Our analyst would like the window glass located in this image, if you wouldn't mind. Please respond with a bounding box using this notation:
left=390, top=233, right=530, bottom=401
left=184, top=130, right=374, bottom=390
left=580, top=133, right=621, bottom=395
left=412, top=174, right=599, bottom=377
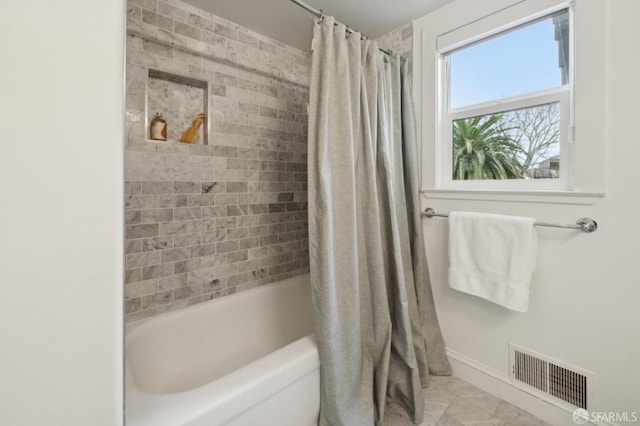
left=449, top=9, right=570, bottom=110
left=452, top=102, right=560, bottom=180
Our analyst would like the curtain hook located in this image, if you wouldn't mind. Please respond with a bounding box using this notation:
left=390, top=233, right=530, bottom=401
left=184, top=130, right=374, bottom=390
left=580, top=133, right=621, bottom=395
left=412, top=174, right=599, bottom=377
left=319, top=10, right=324, bottom=22
left=345, top=25, right=351, bottom=37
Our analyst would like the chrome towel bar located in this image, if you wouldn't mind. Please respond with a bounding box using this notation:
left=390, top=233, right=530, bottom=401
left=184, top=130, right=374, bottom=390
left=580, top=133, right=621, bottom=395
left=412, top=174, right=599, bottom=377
left=421, top=208, right=598, bottom=233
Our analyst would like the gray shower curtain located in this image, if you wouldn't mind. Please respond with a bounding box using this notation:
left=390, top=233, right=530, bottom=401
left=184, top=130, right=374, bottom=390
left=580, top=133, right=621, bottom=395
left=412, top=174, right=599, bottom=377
left=307, top=17, right=451, bottom=426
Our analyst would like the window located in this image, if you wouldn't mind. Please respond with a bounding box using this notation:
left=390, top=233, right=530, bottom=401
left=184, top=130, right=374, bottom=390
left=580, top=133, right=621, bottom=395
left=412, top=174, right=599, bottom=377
left=438, top=6, right=573, bottom=190
left=415, top=0, right=606, bottom=203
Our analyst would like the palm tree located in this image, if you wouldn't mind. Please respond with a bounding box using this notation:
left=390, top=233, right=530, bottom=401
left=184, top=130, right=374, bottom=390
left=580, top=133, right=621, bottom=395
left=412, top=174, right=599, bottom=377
left=453, top=115, right=523, bottom=180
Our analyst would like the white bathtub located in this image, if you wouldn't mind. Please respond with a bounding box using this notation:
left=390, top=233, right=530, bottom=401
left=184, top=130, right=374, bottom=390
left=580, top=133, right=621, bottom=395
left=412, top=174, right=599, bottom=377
left=125, top=274, right=320, bottom=426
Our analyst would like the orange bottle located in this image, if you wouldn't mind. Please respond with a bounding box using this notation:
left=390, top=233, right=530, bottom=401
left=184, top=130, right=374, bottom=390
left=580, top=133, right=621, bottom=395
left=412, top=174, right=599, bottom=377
left=150, top=112, right=167, bottom=141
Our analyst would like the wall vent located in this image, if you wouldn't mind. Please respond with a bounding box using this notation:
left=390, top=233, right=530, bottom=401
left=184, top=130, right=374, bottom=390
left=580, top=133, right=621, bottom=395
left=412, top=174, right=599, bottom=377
left=509, top=344, right=592, bottom=410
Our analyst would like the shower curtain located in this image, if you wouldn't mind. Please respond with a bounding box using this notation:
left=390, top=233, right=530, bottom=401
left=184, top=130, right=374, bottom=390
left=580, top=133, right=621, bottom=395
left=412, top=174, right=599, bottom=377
left=307, top=16, right=451, bottom=426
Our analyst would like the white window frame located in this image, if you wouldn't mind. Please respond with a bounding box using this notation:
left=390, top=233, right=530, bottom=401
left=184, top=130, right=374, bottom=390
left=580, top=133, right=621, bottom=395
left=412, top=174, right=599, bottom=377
left=413, top=0, right=606, bottom=204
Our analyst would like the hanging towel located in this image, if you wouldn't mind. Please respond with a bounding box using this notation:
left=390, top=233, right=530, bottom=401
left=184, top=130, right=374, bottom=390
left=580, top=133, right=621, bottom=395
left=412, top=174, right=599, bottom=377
left=448, top=211, right=537, bottom=312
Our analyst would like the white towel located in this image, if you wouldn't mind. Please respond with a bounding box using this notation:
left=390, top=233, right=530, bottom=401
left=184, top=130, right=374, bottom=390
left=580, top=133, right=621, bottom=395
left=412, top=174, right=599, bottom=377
left=448, top=211, right=537, bottom=312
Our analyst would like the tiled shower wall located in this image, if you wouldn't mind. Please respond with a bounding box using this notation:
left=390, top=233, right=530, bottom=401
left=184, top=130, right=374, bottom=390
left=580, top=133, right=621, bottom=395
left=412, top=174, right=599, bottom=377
left=124, top=0, right=311, bottom=322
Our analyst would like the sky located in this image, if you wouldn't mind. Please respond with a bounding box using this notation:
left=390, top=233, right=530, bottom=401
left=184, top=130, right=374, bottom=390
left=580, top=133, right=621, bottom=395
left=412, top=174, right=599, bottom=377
left=449, top=15, right=564, bottom=109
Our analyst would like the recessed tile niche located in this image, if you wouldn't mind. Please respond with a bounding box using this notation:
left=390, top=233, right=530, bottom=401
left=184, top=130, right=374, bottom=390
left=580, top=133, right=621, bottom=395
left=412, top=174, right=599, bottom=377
left=146, top=69, right=209, bottom=145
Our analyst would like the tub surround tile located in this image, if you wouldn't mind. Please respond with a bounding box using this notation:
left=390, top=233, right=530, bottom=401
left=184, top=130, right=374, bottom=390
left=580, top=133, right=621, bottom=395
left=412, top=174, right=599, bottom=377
left=142, top=235, right=174, bottom=251
left=142, top=263, right=174, bottom=280
left=125, top=298, right=142, bottom=314
left=158, top=299, right=189, bottom=314
left=126, top=239, right=143, bottom=254
left=125, top=0, right=309, bottom=323
left=125, top=279, right=158, bottom=298
left=125, top=210, right=142, bottom=225
left=174, top=258, right=202, bottom=274
left=126, top=251, right=162, bottom=269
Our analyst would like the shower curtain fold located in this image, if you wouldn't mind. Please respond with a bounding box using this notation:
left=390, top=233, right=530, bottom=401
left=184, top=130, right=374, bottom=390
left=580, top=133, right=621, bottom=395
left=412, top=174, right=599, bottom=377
left=307, top=17, right=451, bottom=426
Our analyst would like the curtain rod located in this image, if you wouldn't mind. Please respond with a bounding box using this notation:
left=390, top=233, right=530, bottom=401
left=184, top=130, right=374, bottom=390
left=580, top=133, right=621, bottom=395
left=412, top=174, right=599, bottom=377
left=421, top=208, right=598, bottom=233
left=289, top=0, right=394, bottom=56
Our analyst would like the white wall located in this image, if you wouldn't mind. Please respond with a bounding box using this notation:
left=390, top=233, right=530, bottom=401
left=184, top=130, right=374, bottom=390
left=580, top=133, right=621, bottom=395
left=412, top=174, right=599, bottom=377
left=0, top=1, right=124, bottom=425
left=415, top=0, right=640, bottom=422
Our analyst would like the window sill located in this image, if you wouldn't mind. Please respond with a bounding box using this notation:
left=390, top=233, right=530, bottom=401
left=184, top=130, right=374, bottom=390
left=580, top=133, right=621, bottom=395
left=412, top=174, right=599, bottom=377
left=420, top=188, right=604, bottom=205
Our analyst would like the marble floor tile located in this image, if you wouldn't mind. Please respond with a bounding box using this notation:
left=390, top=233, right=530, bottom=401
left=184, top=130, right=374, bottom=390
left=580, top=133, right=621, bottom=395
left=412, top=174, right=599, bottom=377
left=493, top=401, right=544, bottom=425
left=385, top=376, right=545, bottom=426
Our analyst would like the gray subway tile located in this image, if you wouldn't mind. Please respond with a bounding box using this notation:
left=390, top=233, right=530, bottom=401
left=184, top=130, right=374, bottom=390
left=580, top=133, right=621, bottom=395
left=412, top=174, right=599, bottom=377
left=142, top=208, right=174, bottom=223
left=159, top=194, right=189, bottom=207
left=260, top=235, right=278, bottom=246
left=237, top=215, right=258, bottom=227
left=125, top=181, right=142, bottom=194
left=161, top=247, right=190, bottom=263
left=277, top=192, right=294, bottom=202
left=125, top=210, right=142, bottom=225
left=158, top=1, right=187, bottom=22
left=174, top=21, right=202, bottom=40
left=158, top=273, right=189, bottom=291
left=237, top=31, right=259, bottom=48
left=239, top=102, right=259, bottom=114
left=125, top=239, right=143, bottom=254
left=141, top=290, right=174, bottom=309
left=189, top=219, right=204, bottom=233
left=214, top=193, right=237, bottom=205
left=142, top=235, right=174, bottom=251
left=173, top=232, right=201, bottom=248
left=125, top=297, right=142, bottom=314
left=202, top=229, right=227, bottom=243
left=174, top=181, right=201, bottom=194
left=226, top=205, right=247, bottom=216
left=202, top=278, right=224, bottom=293
left=126, top=223, right=159, bottom=239
left=142, top=263, right=174, bottom=280
left=217, top=240, right=238, bottom=253
left=227, top=272, right=249, bottom=286
left=226, top=182, right=247, bottom=192
left=141, top=181, right=174, bottom=194
left=214, top=23, right=237, bottom=40
left=215, top=145, right=238, bottom=157
left=215, top=72, right=237, bottom=87
left=174, top=258, right=202, bottom=274
left=125, top=195, right=158, bottom=210
left=188, top=13, right=213, bottom=31
left=203, top=31, right=226, bottom=49
left=268, top=203, right=286, bottom=213
left=189, top=194, right=215, bottom=207
left=125, top=268, right=142, bottom=284
left=211, top=83, right=226, bottom=97
left=174, top=284, right=203, bottom=300
left=214, top=263, right=237, bottom=277
left=173, top=207, right=201, bottom=221
left=214, top=217, right=238, bottom=229
left=127, top=251, right=162, bottom=269
left=159, top=221, right=189, bottom=235
left=202, top=182, right=224, bottom=193
left=227, top=227, right=248, bottom=240
left=201, top=254, right=226, bottom=268
left=227, top=250, right=248, bottom=264
left=249, top=204, right=268, bottom=214
left=125, top=279, right=158, bottom=299
left=202, top=206, right=227, bottom=219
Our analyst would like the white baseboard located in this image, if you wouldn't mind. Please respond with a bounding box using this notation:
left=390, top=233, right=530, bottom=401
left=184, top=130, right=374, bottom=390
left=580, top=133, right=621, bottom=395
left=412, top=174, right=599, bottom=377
left=446, top=348, right=612, bottom=426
